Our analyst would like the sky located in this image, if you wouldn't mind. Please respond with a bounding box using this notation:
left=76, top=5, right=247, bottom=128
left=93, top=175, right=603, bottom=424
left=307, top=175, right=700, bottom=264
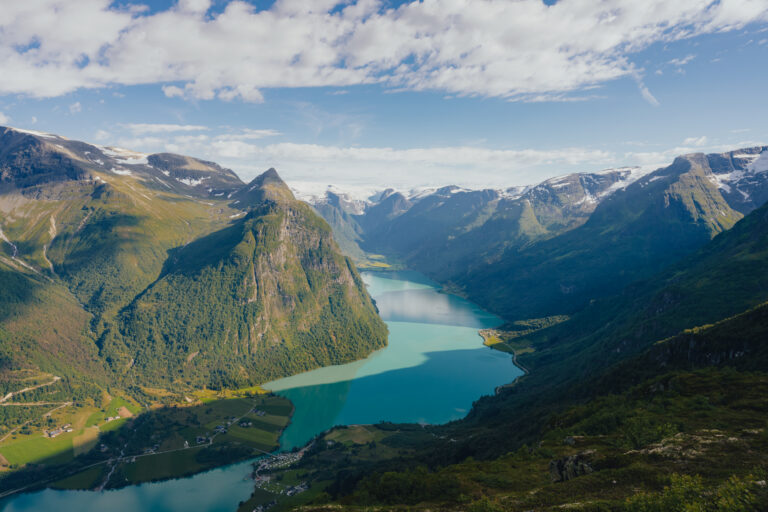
left=1, top=0, right=767, bottom=198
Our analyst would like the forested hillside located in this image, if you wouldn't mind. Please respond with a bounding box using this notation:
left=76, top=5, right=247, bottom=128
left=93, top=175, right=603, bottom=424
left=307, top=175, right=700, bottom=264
left=258, top=167, right=768, bottom=512
left=0, top=127, right=387, bottom=391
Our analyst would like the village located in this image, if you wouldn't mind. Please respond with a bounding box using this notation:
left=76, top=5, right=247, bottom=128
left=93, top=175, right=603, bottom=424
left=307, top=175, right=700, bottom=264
left=250, top=446, right=311, bottom=503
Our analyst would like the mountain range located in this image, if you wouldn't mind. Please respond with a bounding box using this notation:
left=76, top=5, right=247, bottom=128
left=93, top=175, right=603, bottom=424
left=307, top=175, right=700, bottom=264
left=268, top=147, right=768, bottom=511
left=2, top=125, right=768, bottom=510
left=310, top=146, right=767, bottom=320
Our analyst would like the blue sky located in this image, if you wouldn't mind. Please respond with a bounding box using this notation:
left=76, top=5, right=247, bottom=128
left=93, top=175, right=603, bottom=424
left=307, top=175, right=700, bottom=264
left=1, top=0, right=767, bottom=197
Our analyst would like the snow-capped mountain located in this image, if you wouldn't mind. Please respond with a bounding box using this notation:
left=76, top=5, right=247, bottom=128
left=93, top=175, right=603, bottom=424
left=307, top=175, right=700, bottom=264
left=706, top=146, right=768, bottom=213
left=0, top=126, right=243, bottom=197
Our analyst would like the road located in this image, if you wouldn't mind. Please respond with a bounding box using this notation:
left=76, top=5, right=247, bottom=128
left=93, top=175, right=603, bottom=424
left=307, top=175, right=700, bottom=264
left=0, top=376, right=61, bottom=404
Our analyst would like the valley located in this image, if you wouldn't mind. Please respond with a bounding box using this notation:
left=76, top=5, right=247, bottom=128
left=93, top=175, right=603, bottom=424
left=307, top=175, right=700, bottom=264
left=2, top=3, right=767, bottom=511
left=0, top=269, right=520, bottom=511
left=1, top=125, right=767, bottom=511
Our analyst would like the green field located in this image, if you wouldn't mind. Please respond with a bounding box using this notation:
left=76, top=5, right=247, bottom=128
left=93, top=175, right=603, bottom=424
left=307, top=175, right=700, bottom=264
left=0, top=390, right=293, bottom=493
left=123, top=448, right=205, bottom=483
left=0, top=434, right=74, bottom=466
left=104, top=394, right=293, bottom=486
left=52, top=466, right=105, bottom=490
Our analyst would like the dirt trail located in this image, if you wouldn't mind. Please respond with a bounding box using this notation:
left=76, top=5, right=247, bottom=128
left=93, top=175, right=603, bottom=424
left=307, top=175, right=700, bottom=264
left=0, top=376, right=61, bottom=404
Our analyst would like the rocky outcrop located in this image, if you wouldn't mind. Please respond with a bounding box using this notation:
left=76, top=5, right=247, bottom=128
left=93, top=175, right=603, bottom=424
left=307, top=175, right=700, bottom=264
left=549, top=452, right=594, bottom=482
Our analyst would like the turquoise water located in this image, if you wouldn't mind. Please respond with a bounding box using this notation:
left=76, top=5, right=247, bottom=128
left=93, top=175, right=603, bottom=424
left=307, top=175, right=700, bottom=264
left=269, top=271, right=519, bottom=449
left=1, top=270, right=521, bottom=512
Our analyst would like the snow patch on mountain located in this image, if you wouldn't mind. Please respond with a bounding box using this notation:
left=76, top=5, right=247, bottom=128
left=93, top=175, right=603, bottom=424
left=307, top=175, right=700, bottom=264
left=290, top=182, right=382, bottom=205
left=747, top=151, right=768, bottom=173
left=178, top=176, right=208, bottom=187
left=99, top=146, right=149, bottom=165
left=597, top=167, right=655, bottom=198
left=9, top=126, right=60, bottom=139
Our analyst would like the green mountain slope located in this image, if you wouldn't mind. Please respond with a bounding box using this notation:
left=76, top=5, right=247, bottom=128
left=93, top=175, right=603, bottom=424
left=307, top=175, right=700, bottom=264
left=109, top=177, right=387, bottom=388
left=0, top=262, right=103, bottom=380
left=257, top=207, right=768, bottom=512
left=0, top=127, right=386, bottom=392
left=345, top=170, right=636, bottom=280
left=458, top=153, right=742, bottom=320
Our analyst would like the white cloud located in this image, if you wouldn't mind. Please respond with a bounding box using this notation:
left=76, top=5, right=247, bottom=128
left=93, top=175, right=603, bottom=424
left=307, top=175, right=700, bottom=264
left=637, top=81, right=660, bottom=107
left=217, top=128, right=281, bottom=140
left=682, top=135, right=708, bottom=146
left=99, top=125, right=765, bottom=195
left=115, top=129, right=617, bottom=190
left=123, top=123, right=209, bottom=135
left=69, top=101, right=82, bottom=114
left=668, top=54, right=696, bottom=67
left=0, top=111, right=10, bottom=124
left=94, top=129, right=111, bottom=141
left=0, top=1, right=765, bottom=102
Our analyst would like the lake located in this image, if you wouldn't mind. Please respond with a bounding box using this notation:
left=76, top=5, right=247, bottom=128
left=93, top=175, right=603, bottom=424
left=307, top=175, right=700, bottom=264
left=1, top=270, right=522, bottom=512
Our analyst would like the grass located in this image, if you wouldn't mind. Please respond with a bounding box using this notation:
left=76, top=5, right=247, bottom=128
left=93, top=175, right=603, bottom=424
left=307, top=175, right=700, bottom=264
left=221, top=426, right=277, bottom=451
left=123, top=448, right=205, bottom=484
left=0, top=404, right=99, bottom=467
left=325, top=425, right=383, bottom=446
left=52, top=466, right=105, bottom=490
left=72, top=427, right=99, bottom=456
left=0, top=434, right=74, bottom=466
left=0, top=386, right=292, bottom=493
left=479, top=329, right=535, bottom=355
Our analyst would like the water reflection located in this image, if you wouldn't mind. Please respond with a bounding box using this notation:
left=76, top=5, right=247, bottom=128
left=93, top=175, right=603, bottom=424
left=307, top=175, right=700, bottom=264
left=269, top=272, right=517, bottom=449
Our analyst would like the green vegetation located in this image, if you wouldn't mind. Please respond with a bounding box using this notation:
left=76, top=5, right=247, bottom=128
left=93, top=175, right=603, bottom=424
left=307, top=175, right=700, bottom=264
left=251, top=190, right=768, bottom=511
left=0, top=132, right=386, bottom=491
left=261, top=367, right=768, bottom=511
left=0, top=392, right=293, bottom=493
left=113, top=197, right=387, bottom=389
left=51, top=466, right=104, bottom=490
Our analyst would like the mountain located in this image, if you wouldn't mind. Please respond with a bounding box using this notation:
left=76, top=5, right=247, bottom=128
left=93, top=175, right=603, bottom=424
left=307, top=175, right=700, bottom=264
left=313, top=149, right=767, bottom=322
left=458, top=152, right=743, bottom=319
left=260, top=158, right=768, bottom=512
left=310, top=191, right=367, bottom=261
left=0, top=126, right=387, bottom=390
left=361, top=168, right=644, bottom=280
left=110, top=174, right=387, bottom=388
left=0, top=127, right=240, bottom=196
left=706, top=147, right=768, bottom=213
left=311, top=168, right=645, bottom=272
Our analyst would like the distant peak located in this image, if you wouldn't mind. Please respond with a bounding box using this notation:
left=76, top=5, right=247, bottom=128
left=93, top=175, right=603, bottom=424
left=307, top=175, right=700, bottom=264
left=239, top=167, right=294, bottom=203
left=250, top=168, right=287, bottom=188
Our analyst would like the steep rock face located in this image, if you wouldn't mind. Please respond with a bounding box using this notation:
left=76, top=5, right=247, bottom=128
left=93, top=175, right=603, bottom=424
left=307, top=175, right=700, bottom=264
left=110, top=171, right=387, bottom=388
left=312, top=191, right=367, bottom=261
left=0, top=128, right=92, bottom=187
